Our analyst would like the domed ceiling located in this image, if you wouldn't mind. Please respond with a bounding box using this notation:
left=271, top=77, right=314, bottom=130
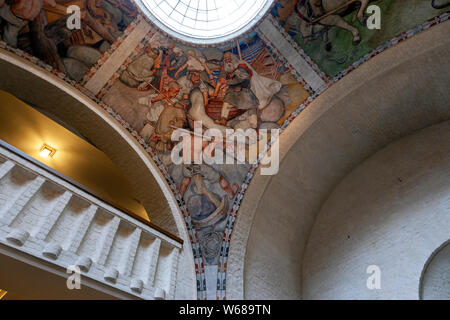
left=134, top=0, right=274, bottom=44
left=0, top=0, right=448, bottom=300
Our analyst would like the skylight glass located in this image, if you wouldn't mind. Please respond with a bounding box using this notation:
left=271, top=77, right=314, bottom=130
left=135, top=0, right=273, bottom=44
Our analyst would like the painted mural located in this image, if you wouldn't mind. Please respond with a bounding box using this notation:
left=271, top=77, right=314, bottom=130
left=272, top=0, right=450, bottom=77
left=100, top=32, right=309, bottom=265
left=0, top=0, right=448, bottom=300
left=0, top=0, right=137, bottom=81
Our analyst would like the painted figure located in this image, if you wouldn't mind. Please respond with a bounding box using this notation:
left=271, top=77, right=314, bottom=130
left=120, top=46, right=160, bottom=90
left=287, top=0, right=371, bottom=49
left=0, top=0, right=56, bottom=46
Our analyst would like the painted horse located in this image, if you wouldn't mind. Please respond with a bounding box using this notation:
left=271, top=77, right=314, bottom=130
left=287, top=0, right=371, bottom=50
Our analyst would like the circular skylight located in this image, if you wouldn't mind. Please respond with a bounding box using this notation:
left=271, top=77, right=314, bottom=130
left=135, top=0, right=274, bottom=45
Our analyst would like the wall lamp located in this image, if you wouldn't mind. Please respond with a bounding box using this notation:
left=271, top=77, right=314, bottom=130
left=39, top=144, right=57, bottom=158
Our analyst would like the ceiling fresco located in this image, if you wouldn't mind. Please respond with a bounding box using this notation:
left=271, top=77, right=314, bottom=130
left=271, top=0, right=450, bottom=77
left=0, top=0, right=448, bottom=300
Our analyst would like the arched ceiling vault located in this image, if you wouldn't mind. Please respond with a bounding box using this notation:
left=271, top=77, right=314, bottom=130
left=228, top=20, right=450, bottom=300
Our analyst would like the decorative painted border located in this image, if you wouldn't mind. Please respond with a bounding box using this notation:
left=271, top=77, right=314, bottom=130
left=94, top=26, right=158, bottom=100
left=257, top=31, right=315, bottom=95
left=257, top=15, right=332, bottom=95
left=80, top=15, right=144, bottom=86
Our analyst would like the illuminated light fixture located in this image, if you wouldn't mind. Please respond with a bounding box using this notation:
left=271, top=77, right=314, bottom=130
left=0, top=289, right=7, bottom=299
left=39, top=144, right=57, bottom=158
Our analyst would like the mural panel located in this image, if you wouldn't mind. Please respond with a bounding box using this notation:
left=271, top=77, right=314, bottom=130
left=272, top=0, right=450, bottom=77
left=100, top=32, right=309, bottom=266
left=0, top=0, right=137, bottom=81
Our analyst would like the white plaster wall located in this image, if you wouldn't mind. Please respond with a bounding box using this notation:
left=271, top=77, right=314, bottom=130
left=302, top=121, right=450, bottom=300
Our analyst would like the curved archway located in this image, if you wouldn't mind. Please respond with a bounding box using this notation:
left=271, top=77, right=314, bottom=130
left=0, top=49, right=197, bottom=299
left=0, top=49, right=176, bottom=231
left=420, top=239, right=450, bottom=300
left=225, top=20, right=450, bottom=299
